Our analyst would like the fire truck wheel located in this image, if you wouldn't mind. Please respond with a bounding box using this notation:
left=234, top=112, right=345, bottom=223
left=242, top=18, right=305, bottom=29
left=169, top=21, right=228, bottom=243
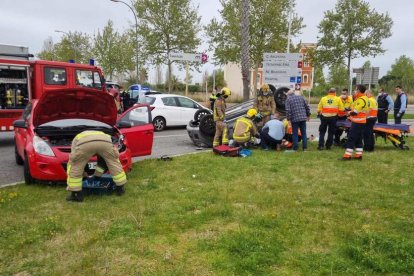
left=194, top=109, right=211, bottom=122
left=15, top=145, right=23, bottom=165
left=24, top=154, right=34, bottom=185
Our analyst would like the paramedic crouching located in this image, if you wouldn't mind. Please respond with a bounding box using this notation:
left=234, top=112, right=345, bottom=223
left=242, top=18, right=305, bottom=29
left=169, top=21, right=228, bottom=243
left=66, top=130, right=127, bottom=202
left=260, top=119, right=285, bottom=150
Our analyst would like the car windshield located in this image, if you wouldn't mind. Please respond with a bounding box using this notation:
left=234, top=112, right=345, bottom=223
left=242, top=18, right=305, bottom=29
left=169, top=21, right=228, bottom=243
left=38, top=119, right=111, bottom=128
left=143, top=97, right=156, bottom=105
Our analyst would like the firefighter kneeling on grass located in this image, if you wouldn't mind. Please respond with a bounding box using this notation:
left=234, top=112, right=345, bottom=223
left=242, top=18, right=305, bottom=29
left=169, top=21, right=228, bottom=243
left=66, top=130, right=127, bottom=202
left=233, top=108, right=259, bottom=147
left=213, top=87, right=231, bottom=147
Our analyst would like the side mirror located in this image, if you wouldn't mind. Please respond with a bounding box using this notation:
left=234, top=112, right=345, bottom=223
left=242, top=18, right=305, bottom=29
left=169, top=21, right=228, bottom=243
left=116, top=121, right=132, bottom=129
left=13, top=120, right=26, bottom=129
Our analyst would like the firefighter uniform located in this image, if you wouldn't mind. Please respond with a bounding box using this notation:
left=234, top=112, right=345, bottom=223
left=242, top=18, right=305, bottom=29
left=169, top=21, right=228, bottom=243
left=209, top=93, right=217, bottom=110
left=66, top=130, right=127, bottom=201
left=317, top=89, right=344, bottom=150
left=233, top=109, right=258, bottom=146
left=363, top=93, right=378, bottom=151
left=213, top=88, right=231, bottom=147
left=341, top=86, right=370, bottom=160
left=254, top=84, right=276, bottom=128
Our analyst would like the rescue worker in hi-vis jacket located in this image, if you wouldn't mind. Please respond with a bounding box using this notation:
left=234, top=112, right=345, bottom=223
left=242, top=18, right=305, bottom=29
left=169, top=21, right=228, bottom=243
left=213, top=87, right=231, bottom=147
left=253, top=83, right=276, bottom=129
left=340, top=85, right=370, bottom=161
left=66, top=130, right=127, bottom=202
left=233, top=108, right=259, bottom=147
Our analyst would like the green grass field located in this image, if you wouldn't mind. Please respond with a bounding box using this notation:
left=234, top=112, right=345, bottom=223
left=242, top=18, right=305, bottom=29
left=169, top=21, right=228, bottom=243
left=1, top=138, right=414, bottom=275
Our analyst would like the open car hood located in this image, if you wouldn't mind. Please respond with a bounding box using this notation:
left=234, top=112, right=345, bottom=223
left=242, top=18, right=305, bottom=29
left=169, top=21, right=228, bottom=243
left=33, top=88, right=117, bottom=127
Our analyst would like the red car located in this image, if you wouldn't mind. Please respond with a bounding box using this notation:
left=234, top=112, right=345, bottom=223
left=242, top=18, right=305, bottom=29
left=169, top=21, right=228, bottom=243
left=13, top=88, right=154, bottom=184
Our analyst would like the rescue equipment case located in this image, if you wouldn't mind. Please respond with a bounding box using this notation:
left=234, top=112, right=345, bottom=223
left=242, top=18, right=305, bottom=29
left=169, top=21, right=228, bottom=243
left=213, top=145, right=241, bottom=157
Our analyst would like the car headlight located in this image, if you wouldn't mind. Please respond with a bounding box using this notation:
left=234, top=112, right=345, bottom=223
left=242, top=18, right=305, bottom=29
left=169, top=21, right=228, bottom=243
left=33, top=136, right=55, bottom=157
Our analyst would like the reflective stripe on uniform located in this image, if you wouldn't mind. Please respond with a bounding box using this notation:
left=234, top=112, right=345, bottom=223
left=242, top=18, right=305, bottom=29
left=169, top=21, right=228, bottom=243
left=112, top=171, right=127, bottom=184
left=95, top=166, right=105, bottom=173
left=67, top=177, right=83, bottom=187
left=75, top=131, right=110, bottom=141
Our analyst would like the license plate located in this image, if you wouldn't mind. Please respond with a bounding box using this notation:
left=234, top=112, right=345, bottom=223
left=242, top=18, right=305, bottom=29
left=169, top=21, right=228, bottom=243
left=87, top=162, right=97, bottom=170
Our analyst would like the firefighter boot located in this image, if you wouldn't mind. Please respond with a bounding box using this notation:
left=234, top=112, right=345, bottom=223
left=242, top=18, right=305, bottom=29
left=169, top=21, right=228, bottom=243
left=66, top=191, right=84, bottom=202
left=115, top=185, right=125, bottom=196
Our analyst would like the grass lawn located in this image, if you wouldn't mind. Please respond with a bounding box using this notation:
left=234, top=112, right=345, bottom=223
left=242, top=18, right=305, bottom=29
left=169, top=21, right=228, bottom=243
left=1, top=138, right=414, bottom=275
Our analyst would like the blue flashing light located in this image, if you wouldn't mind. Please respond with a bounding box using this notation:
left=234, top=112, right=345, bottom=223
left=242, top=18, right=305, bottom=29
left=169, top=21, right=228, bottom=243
left=69, top=59, right=75, bottom=63
left=89, top=59, right=95, bottom=66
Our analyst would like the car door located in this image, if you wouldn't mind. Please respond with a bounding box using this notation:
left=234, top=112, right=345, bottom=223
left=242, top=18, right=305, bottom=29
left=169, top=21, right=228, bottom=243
left=176, top=96, right=200, bottom=125
left=14, top=102, right=33, bottom=159
left=117, top=105, right=154, bottom=157
left=159, top=96, right=181, bottom=125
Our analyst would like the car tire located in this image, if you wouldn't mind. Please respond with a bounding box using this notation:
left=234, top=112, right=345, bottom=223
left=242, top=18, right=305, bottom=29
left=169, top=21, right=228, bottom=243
left=194, top=109, right=211, bottom=122
left=15, top=144, right=23, bottom=165
left=199, top=114, right=216, bottom=137
left=23, top=154, right=34, bottom=185
left=269, top=85, right=289, bottom=113
left=153, top=116, right=166, bottom=131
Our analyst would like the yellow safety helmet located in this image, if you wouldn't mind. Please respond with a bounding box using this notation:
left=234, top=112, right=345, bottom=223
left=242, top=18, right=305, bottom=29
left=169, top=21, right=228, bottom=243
left=282, top=119, right=289, bottom=128
left=261, top=83, right=270, bottom=93
left=247, top=108, right=258, bottom=118
left=221, top=87, right=231, bottom=97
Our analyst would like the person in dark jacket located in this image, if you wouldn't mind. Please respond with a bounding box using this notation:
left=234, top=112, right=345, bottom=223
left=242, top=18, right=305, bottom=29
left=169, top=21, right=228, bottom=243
left=376, top=88, right=394, bottom=124
left=394, top=85, right=407, bottom=124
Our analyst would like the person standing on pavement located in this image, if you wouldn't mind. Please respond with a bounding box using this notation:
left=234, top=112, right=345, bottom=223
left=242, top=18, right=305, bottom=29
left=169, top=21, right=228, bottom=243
left=253, top=83, right=276, bottom=129
left=285, top=90, right=311, bottom=151
left=394, top=85, right=408, bottom=124
left=213, top=87, right=231, bottom=147
left=376, top=88, right=394, bottom=124
left=340, top=85, right=369, bottom=161
left=334, top=88, right=353, bottom=146
left=260, top=118, right=286, bottom=150
left=317, top=88, right=344, bottom=150
left=363, top=90, right=378, bottom=152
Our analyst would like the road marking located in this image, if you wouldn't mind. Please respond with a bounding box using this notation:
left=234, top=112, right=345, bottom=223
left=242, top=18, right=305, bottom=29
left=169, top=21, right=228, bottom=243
left=0, top=181, right=23, bottom=189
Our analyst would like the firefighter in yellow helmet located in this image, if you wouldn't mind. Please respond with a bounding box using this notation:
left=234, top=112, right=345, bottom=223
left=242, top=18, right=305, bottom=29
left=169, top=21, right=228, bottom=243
left=254, top=83, right=276, bottom=129
left=66, top=130, right=127, bottom=202
left=233, top=108, right=259, bottom=147
left=213, top=87, right=231, bottom=147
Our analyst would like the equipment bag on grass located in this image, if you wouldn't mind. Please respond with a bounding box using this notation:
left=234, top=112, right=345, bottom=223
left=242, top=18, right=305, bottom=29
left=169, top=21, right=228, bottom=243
left=213, top=145, right=241, bottom=157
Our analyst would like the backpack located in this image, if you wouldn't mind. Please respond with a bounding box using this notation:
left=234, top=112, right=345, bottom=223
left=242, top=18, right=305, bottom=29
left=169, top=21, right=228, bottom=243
left=213, top=145, right=241, bottom=157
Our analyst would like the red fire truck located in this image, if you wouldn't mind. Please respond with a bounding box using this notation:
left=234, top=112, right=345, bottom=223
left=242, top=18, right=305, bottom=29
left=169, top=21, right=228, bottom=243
left=0, top=44, right=106, bottom=131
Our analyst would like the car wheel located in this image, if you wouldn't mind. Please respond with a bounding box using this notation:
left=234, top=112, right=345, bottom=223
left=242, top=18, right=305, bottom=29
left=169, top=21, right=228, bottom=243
left=194, top=109, right=211, bottom=122
left=15, top=144, right=23, bottom=165
left=270, top=85, right=289, bottom=113
left=199, top=114, right=216, bottom=137
left=153, top=116, right=166, bottom=131
left=23, top=154, right=34, bottom=185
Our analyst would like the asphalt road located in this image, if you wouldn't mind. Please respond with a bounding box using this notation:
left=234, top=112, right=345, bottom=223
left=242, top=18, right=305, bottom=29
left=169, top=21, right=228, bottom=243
left=1, top=118, right=413, bottom=188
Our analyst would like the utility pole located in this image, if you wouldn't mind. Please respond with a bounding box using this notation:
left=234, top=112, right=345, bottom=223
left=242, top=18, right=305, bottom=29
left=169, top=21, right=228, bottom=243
left=240, top=0, right=251, bottom=101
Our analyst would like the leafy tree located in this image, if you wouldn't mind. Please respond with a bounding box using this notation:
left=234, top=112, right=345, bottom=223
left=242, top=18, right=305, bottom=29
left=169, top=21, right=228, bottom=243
left=380, top=55, right=414, bottom=93
left=317, top=0, right=393, bottom=88
left=207, top=69, right=227, bottom=91
left=53, top=31, right=92, bottom=64
left=37, top=37, right=55, bottom=60
left=135, top=0, right=202, bottom=92
left=328, top=63, right=348, bottom=89
left=92, top=20, right=134, bottom=80
left=206, top=0, right=304, bottom=97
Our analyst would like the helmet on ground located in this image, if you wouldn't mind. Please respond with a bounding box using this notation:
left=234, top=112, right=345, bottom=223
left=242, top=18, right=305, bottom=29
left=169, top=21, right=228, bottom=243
left=221, top=87, right=231, bottom=97
left=261, top=83, right=270, bottom=93
left=247, top=108, right=258, bottom=118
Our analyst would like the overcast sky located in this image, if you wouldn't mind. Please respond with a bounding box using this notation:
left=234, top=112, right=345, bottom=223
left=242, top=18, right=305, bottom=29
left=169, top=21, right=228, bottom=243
left=1, top=0, right=413, bottom=83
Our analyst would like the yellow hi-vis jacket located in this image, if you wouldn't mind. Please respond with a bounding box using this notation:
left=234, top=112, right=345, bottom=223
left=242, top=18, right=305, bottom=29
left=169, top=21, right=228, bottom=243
left=233, top=117, right=257, bottom=143
left=317, top=92, right=344, bottom=117
left=338, top=96, right=353, bottom=116
left=349, top=93, right=370, bottom=124
left=367, top=96, right=378, bottom=118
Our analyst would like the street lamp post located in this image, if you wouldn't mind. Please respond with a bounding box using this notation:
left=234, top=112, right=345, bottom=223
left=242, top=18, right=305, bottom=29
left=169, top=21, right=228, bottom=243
left=110, top=0, right=139, bottom=82
left=55, top=30, right=77, bottom=61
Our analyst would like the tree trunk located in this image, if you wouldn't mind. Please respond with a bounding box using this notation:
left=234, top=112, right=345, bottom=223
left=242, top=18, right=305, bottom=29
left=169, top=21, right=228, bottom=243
left=168, top=60, right=172, bottom=93
left=240, top=0, right=251, bottom=101
left=347, top=51, right=352, bottom=92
